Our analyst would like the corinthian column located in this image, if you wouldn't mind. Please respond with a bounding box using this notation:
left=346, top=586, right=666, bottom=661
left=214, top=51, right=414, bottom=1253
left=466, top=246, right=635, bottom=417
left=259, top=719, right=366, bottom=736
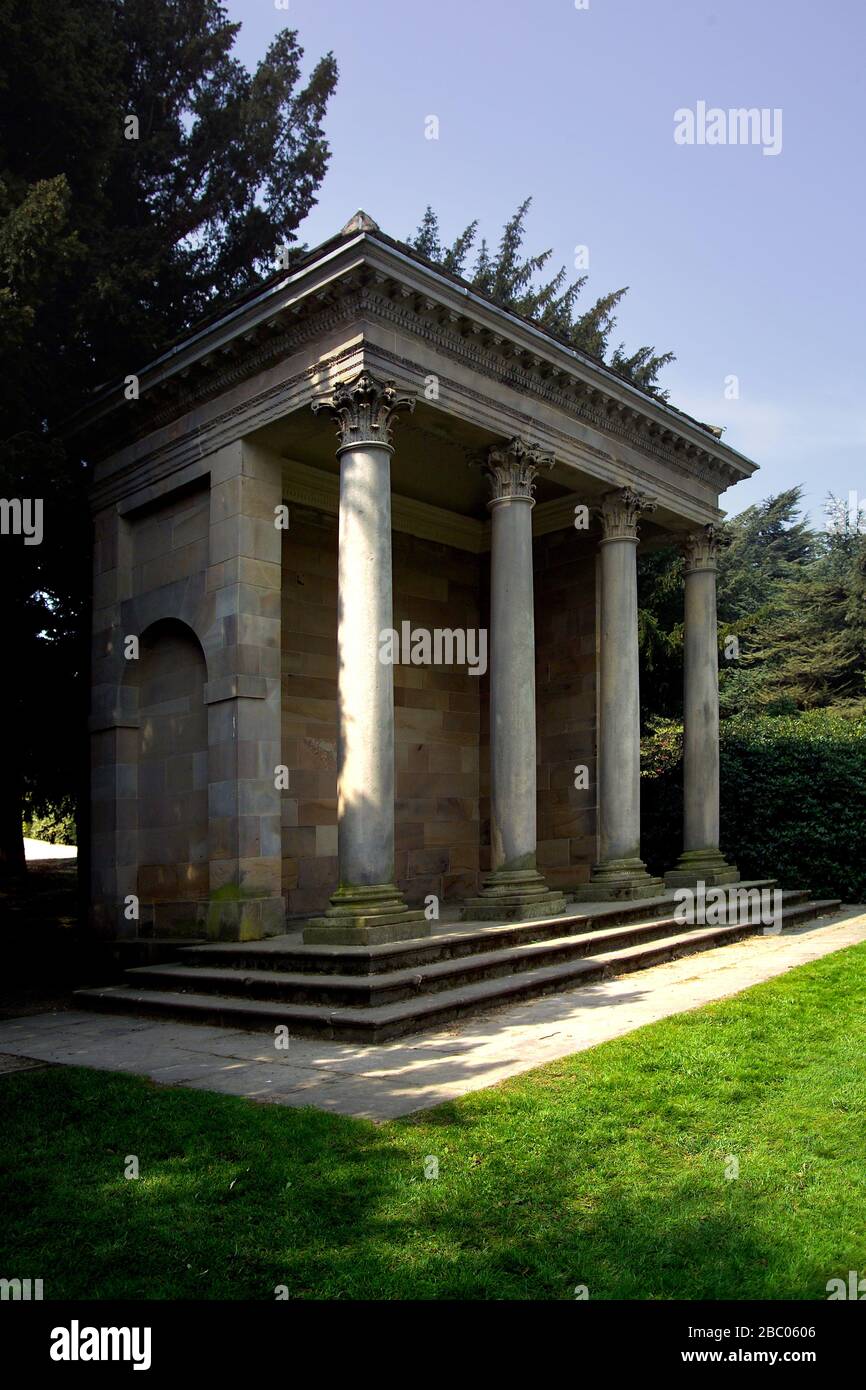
left=463, top=438, right=565, bottom=922
left=665, top=525, right=738, bottom=887
left=585, top=487, right=664, bottom=900
left=303, top=370, right=428, bottom=944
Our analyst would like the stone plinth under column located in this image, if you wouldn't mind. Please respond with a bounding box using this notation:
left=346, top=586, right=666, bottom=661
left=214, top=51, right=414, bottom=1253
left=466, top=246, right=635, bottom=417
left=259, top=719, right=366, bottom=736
left=664, top=848, right=740, bottom=889
left=303, top=885, right=428, bottom=945
left=462, top=868, right=566, bottom=922
left=582, top=858, right=664, bottom=901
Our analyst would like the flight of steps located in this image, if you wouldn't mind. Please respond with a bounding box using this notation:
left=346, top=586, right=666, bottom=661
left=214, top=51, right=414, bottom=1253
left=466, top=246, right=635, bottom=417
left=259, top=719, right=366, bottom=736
left=75, top=883, right=841, bottom=1044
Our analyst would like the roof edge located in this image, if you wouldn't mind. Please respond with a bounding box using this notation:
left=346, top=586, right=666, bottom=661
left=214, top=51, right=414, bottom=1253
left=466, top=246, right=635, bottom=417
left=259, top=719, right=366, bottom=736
left=64, top=216, right=758, bottom=485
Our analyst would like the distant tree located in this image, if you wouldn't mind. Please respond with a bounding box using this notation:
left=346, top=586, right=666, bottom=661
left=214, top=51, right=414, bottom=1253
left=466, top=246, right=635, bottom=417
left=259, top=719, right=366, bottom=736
left=408, top=199, right=675, bottom=396
left=844, top=512, right=866, bottom=670
left=0, top=0, right=338, bottom=876
left=715, top=487, right=816, bottom=622
left=742, top=495, right=866, bottom=710
left=637, top=487, right=866, bottom=722
left=636, top=544, right=687, bottom=720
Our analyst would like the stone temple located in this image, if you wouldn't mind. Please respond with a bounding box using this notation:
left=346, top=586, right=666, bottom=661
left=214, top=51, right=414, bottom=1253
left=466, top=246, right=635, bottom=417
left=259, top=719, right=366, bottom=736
left=71, top=212, right=831, bottom=1039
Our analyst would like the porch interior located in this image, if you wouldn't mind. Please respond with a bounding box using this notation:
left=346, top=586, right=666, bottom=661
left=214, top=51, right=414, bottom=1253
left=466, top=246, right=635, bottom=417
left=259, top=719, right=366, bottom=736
left=256, top=400, right=682, bottom=923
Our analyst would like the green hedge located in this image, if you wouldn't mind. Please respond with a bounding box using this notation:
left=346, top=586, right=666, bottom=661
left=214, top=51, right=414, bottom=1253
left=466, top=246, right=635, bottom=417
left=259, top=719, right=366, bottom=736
left=22, top=797, right=77, bottom=847
left=640, top=711, right=866, bottom=901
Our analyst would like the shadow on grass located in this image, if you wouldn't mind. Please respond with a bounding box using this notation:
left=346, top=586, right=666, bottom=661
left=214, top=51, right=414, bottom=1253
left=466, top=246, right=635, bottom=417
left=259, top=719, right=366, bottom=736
left=0, top=1038, right=860, bottom=1302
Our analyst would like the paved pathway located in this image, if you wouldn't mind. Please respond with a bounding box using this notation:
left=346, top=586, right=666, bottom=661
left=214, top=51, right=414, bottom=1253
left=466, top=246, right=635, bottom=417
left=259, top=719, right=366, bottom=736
left=1, top=907, right=864, bottom=1121
left=23, top=838, right=77, bottom=860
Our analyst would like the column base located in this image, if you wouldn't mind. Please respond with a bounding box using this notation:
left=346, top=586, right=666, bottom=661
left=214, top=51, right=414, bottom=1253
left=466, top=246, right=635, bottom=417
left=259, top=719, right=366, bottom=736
left=583, top=857, right=665, bottom=901
left=303, top=883, right=431, bottom=946
left=664, top=848, right=740, bottom=889
left=461, top=868, right=567, bottom=922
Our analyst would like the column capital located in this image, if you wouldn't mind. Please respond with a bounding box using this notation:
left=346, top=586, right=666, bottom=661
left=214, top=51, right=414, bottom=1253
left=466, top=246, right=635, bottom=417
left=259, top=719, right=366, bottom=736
left=682, top=523, right=726, bottom=573
left=312, top=370, right=415, bottom=452
left=484, top=436, right=554, bottom=506
left=597, top=486, right=656, bottom=542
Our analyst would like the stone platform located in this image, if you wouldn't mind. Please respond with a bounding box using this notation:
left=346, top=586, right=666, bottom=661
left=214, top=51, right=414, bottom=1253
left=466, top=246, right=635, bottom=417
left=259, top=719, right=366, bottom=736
left=75, top=883, right=839, bottom=1044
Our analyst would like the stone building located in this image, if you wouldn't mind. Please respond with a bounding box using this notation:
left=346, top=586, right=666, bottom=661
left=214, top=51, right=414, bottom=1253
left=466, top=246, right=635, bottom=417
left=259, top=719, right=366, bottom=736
left=74, top=211, right=753, bottom=954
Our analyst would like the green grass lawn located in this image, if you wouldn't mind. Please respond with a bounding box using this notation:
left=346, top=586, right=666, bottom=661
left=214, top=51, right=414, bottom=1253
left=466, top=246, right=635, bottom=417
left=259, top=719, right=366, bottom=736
left=2, top=942, right=866, bottom=1301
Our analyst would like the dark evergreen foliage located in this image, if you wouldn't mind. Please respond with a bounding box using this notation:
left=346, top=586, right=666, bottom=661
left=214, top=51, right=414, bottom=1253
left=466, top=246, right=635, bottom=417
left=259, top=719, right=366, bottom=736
left=407, top=200, right=675, bottom=397
left=0, top=0, right=338, bottom=871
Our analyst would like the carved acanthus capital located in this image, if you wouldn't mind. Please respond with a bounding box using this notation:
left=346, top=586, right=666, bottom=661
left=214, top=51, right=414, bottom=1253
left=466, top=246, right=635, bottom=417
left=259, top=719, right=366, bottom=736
left=682, top=524, right=726, bottom=573
left=484, top=436, right=555, bottom=505
left=312, top=370, right=414, bottom=452
left=598, top=486, right=657, bottom=542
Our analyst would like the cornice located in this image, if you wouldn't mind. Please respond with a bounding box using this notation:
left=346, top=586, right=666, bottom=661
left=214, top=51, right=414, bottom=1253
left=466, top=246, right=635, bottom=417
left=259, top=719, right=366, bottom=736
left=88, top=327, right=723, bottom=533
left=363, top=341, right=723, bottom=526
left=357, top=291, right=745, bottom=494
left=77, top=239, right=756, bottom=504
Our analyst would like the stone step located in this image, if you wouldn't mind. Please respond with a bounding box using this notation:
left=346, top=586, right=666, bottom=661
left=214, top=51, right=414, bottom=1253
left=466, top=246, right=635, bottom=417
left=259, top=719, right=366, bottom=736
left=112, top=938, right=209, bottom=969
left=174, top=879, right=786, bottom=977
left=122, top=893, right=813, bottom=1007
left=123, top=920, right=701, bottom=1006
left=74, top=896, right=841, bottom=1043
left=776, top=900, right=841, bottom=926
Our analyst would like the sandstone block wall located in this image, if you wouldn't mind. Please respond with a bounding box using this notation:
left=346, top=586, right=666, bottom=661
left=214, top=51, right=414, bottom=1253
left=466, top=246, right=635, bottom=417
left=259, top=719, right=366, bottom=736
left=533, top=527, right=598, bottom=890
left=280, top=505, right=598, bottom=917
left=280, top=507, right=485, bottom=917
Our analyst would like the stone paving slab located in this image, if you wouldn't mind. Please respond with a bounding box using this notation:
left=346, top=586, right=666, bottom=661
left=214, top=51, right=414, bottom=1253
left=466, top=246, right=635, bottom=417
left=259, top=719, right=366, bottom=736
left=0, top=1052, right=51, bottom=1075
left=23, top=837, right=77, bottom=861
left=1, top=908, right=864, bottom=1121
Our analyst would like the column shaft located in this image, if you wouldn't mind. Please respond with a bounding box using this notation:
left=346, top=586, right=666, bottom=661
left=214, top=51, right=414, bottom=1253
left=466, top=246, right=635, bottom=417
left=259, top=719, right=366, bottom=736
left=462, top=437, right=565, bottom=922
left=336, top=443, right=396, bottom=887
left=489, top=494, right=538, bottom=872
left=665, top=527, right=738, bottom=887
left=303, top=370, right=427, bottom=944
left=683, top=563, right=719, bottom=852
left=597, top=532, right=641, bottom=862
left=585, top=488, right=663, bottom=900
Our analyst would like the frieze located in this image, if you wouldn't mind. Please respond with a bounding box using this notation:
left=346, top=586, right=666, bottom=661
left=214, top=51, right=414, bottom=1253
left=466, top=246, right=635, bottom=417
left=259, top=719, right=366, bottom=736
left=85, top=276, right=744, bottom=504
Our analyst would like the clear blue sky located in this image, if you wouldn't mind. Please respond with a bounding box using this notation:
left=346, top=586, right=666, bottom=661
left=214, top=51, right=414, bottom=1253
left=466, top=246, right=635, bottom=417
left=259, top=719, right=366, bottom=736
left=225, top=0, right=864, bottom=524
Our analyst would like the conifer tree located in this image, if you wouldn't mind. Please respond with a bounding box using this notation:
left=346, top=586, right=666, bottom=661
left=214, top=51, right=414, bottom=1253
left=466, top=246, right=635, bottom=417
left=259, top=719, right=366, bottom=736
left=408, top=199, right=675, bottom=396
left=0, top=0, right=338, bottom=874
left=638, top=488, right=866, bottom=720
